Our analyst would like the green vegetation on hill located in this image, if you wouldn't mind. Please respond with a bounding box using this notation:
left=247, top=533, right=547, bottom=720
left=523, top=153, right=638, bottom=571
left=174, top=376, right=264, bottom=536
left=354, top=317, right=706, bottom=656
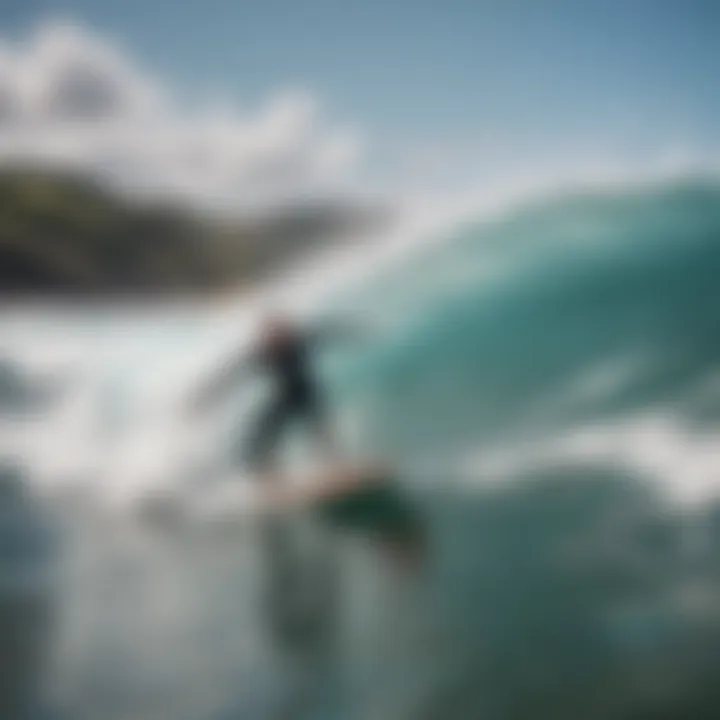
left=0, top=169, right=387, bottom=297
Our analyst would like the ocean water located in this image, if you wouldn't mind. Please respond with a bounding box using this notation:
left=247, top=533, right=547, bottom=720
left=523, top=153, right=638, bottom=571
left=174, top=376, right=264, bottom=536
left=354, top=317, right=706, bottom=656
left=2, top=176, right=720, bottom=718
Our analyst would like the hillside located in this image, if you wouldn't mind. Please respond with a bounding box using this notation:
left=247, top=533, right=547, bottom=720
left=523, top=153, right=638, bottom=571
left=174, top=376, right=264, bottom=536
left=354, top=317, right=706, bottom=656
left=0, top=169, right=388, bottom=298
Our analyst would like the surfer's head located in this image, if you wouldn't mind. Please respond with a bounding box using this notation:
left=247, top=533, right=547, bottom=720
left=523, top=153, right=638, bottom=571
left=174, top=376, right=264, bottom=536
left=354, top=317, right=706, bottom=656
left=259, top=310, right=296, bottom=349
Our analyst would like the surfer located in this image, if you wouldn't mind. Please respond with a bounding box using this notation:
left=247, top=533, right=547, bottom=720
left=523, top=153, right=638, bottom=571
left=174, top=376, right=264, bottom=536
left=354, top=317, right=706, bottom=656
left=188, top=312, right=355, bottom=472
left=187, top=312, right=431, bottom=580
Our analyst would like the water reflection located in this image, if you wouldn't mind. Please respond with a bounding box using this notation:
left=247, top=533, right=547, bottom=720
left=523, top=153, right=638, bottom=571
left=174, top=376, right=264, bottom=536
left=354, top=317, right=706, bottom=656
left=260, top=516, right=341, bottom=719
left=6, top=465, right=720, bottom=719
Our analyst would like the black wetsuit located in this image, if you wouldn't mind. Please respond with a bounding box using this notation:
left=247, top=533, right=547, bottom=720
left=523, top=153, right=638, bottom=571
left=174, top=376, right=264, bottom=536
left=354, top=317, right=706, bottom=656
left=244, top=332, right=327, bottom=468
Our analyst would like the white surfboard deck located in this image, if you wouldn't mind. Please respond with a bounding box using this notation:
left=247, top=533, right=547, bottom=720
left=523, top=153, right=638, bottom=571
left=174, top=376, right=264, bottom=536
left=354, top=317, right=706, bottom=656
left=248, top=462, right=389, bottom=509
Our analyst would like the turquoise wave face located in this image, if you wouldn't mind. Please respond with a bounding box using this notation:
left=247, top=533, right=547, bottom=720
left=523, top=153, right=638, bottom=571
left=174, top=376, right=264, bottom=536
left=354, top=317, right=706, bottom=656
left=332, top=179, right=720, bottom=463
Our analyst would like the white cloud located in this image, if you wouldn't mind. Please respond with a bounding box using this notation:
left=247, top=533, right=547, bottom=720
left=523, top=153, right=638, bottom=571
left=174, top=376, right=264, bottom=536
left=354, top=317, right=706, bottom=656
left=0, top=21, right=364, bottom=209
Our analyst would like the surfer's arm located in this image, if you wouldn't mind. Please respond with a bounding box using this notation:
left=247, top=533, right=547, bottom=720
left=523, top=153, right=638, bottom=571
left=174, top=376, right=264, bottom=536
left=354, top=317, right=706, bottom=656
left=185, top=349, right=258, bottom=415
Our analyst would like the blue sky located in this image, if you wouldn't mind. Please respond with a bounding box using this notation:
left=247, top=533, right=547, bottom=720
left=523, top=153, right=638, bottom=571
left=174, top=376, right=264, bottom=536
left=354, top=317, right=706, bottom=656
left=1, top=0, right=718, bottom=195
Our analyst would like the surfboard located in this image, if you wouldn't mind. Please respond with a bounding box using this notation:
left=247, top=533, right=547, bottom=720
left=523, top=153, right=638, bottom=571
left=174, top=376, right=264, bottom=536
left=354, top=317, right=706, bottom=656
left=250, top=462, right=389, bottom=511
left=133, top=463, right=383, bottom=521
left=137, top=461, right=425, bottom=561
left=250, top=463, right=425, bottom=544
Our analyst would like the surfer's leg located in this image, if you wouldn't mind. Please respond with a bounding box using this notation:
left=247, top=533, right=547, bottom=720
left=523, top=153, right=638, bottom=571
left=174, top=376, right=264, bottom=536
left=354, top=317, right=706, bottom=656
left=302, top=393, right=337, bottom=463
left=245, top=396, right=293, bottom=473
